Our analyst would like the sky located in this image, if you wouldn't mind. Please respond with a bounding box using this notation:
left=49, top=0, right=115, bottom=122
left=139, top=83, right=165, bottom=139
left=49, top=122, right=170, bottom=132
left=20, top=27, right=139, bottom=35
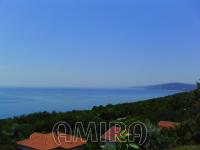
left=0, top=0, right=200, bottom=87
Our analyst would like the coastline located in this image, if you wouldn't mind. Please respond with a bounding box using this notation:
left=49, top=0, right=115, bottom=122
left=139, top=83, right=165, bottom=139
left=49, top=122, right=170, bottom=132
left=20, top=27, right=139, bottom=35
left=0, top=88, right=182, bottom=119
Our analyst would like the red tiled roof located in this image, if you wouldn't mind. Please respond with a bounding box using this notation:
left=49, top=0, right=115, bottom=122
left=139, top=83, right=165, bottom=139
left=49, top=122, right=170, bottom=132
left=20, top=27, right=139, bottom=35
left=101, top=126, right=121, bottom=142
left=158, top=121, right=178, bottom=128
left=17, top=132, right=86, bottom=150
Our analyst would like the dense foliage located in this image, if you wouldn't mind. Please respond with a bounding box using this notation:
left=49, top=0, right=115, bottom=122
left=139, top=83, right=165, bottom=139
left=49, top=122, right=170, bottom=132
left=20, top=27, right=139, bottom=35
left=0, top=86, right=200, bottom=150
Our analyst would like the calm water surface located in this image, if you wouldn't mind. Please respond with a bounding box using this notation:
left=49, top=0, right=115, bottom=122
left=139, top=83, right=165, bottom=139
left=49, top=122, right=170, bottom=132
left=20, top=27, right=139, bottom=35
left=0, top=87, right=181, bottom=119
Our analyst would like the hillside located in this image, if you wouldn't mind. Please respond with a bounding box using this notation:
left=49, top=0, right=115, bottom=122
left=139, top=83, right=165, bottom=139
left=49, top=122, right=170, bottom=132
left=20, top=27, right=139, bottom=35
left=0, top=86, right=200, bottom=150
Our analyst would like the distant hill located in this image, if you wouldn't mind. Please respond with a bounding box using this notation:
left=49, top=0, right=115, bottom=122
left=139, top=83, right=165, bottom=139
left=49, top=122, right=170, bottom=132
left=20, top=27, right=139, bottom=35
left=139, top=82, right=197, bottom=91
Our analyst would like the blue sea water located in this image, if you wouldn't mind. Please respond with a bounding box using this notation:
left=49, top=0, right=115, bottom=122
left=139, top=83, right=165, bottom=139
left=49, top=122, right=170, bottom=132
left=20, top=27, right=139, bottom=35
left=0, top=87, right=181, bottom=119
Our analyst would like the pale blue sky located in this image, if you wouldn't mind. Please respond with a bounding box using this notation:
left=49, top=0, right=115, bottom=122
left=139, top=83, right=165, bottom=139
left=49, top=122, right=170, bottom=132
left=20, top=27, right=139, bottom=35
left=0, top=0, right=200, bottom=87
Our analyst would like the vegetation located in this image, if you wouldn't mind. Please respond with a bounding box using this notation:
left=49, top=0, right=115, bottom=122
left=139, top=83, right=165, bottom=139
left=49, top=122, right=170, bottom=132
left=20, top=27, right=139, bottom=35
left=197, top=81, right=200, bottom=90
left=0, top=83, right=200, bottom=149
left=116, top=130, right=140, bottom=150
left=169, top=145, right=200, bottom=150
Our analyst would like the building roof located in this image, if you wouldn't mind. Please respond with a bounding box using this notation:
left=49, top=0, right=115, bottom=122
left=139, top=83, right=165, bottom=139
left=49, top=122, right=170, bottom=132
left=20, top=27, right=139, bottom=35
left=17, top=132, right=87, bottom=150
left=101, top=126, right=121, bottom=142
left=158, top=121, right=179, bottom=129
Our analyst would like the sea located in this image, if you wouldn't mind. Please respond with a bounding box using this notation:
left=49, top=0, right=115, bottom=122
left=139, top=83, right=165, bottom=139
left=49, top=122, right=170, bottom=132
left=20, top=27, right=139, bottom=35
left=0, top=87, right=181, bottom=119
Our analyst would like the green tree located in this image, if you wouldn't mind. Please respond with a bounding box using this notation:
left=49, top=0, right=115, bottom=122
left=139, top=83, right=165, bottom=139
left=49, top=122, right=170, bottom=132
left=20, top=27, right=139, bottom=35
left=197, top=81, right=200, bottom=90
left=116, top=130, right=140, bottom=150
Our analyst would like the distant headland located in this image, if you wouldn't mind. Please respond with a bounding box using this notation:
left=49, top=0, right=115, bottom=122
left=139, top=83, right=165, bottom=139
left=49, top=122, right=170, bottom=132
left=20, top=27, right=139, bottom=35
left=132, top=82, right=196, bottom=91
